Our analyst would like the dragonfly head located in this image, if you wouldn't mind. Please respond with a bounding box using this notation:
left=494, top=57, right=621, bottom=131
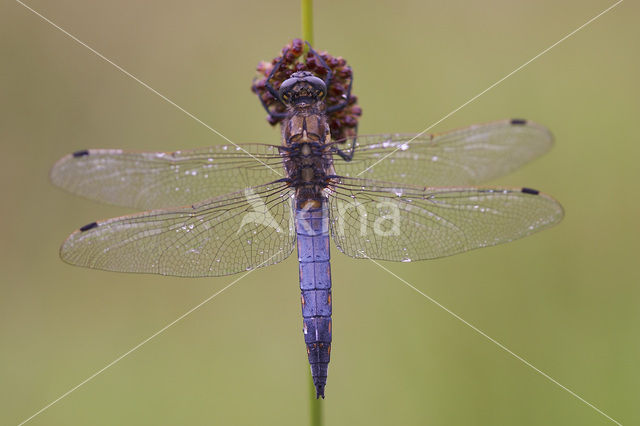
left=278, top=71, right=326, bottom=107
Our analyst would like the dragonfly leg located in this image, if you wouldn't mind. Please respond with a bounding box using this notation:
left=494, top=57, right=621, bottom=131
left=305, top=42, right=333, bottom=89
left=265, top=50, right=287, bottom=100
left=258, top=94, right=288, bottom=120
left=333, top=124, right=358, bottom=161
left=305, top=42, right=354, bottom=115
left=261, top=50, right=290, bottom=121
left=326, top=73, right=353, bottom=114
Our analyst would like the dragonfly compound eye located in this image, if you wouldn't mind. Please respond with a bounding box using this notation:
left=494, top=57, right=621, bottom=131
left=279, top=72, right=327, bottom=105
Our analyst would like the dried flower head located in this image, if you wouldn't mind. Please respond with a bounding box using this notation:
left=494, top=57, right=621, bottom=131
left=251, top=39, right=362, bottom=141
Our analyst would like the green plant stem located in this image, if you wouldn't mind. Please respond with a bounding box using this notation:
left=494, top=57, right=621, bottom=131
left=309, top=375, right=323, bottom=426
left=301, top=0, right=313, bottom=46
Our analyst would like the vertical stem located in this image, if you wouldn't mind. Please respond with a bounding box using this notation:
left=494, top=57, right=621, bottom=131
left=309, top=375, right=323, bottom=426
left=301, top=0, right=314, bottom=46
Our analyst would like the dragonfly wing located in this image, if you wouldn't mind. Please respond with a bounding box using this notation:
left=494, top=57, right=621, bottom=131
left=333, top=119, right=553, bottom=186
left=60, top=182, right=296, bottom=277
left=51, top=144, right=283, bottom=210
left=328, top=178, right=563, bottom=261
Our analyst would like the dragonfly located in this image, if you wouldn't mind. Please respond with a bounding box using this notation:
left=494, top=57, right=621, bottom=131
left=50, top=46, right=563, bottom=399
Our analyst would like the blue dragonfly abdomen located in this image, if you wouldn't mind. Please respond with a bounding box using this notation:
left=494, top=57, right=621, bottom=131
left=296, top=200, right=332, bottom=398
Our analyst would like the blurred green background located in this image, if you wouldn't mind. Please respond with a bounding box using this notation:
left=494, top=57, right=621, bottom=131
left=2, top=0, right=638, bottom=425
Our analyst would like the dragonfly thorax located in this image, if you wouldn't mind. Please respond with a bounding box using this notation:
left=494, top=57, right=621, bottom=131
left=283, top=142, right=334, bottom=200
left=281, top=110, right=336, bottom=201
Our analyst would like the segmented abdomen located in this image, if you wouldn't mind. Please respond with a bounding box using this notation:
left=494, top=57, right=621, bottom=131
left=296, top=198, right=332, bottom=399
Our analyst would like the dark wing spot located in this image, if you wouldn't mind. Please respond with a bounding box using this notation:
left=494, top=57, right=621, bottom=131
left=79, top=222, right=98, bottom=232
left=72, top=149, right=90, bottom=157
left=510, top=118, right=527, bottom=125
left=521, top=187, right=539, bottom=195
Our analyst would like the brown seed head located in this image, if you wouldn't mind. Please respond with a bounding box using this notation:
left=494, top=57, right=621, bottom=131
left=251, top=39, right=361, bottom=142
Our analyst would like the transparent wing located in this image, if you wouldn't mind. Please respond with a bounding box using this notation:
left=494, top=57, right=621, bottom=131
left=51, top=144, right=284, bottom=210
left=328, top=177, right=563, bottom=261
left=333, top=119, right=553, bottom=185
left=60, top=182, right=296, bottom=277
